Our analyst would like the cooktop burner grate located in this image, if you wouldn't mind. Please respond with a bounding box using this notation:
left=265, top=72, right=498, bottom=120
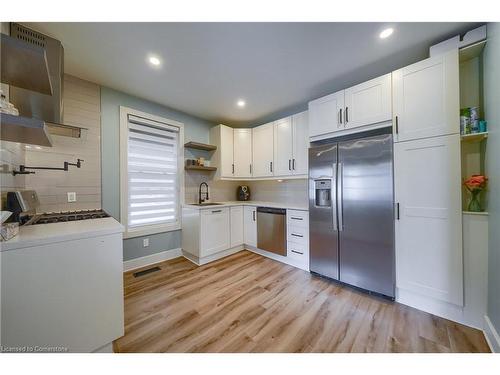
left=27, top=209, right=110, bottom=225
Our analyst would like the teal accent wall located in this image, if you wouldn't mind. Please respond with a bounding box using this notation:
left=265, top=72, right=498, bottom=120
left=100, top=86, right=215, bottom=261
left=484, top=23, right=500, bottom=337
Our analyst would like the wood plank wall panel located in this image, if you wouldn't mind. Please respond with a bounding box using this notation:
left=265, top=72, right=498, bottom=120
left=24, top=75, right=101, bottom=212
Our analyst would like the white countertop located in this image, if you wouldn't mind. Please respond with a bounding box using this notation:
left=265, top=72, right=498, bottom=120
left=183, top=200, right=308, bottom=211
left=0, top=217, right=124, bottom=252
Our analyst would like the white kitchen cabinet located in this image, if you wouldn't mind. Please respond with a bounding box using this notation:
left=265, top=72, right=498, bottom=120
left=200, top=207, right=231, bottom=257
left=394, top=134, right=463, bottom=306
left=273, top=117, right=294, bottom=176
left=243, top=205, right=257, bottom=247
left=252, top=123, right=274, bottom=177
left=344, top=73, right=392, bottom=129
left=273, top=112, right=309, bottom=177
left=233, top=129, right=253, bottom=178
left=292, top=111, right=309, bottom=175
left=308, top=90, right=344, bottom=138
left=209, top=124, right=234, bottom=178
left=392, top=49, right=459, bottom=142
left=230, top=206, right=244, bottom=247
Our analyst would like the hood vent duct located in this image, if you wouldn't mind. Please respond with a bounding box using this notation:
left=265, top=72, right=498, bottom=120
left=9, top=23, right=64, bottom=126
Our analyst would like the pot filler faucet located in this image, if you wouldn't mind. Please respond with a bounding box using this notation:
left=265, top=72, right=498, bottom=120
left=199, top=182, right=209, bottom=204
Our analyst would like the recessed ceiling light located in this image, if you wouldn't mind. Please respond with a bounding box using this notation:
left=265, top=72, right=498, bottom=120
left=148, top=56, right=161, bottom=66
left=236, top=99, right=246, bottom=108
left=379, top=28, right=394, bottom=39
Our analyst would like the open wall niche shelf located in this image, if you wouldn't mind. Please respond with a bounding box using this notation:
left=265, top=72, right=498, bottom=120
left=459, top=39, right=489, bottom=214
left=461, top=132, right=488, bottom=143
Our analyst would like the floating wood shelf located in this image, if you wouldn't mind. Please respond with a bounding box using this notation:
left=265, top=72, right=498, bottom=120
left=0, top=34, right=53, bottom=95
left=0, top=113, right=53, bottom=147
left=184, top=141, right=217, bottom=151
left=461, top=132, right=488, bottom=143
left=185, top=165, right=217, bottom=172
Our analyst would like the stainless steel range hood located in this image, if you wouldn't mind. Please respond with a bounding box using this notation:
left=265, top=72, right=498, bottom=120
left=9, top=23, right=64, bottom=126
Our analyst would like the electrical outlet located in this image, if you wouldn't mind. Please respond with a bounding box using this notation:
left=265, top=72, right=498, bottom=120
left=143, top=238, right=149, bottom=247
left=67, top=192, right=76, bottom=202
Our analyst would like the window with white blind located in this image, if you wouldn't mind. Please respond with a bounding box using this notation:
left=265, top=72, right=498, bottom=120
left=120, top=107, right=184, bottom=237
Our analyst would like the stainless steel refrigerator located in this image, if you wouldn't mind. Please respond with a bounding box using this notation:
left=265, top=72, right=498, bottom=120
left=309, top=129, right=395, bottom=298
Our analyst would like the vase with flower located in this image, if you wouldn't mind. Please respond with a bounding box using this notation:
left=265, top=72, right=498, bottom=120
left=463, top=175, right=488, bottom=212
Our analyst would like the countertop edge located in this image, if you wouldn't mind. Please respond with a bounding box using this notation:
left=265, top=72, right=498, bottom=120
left=1, top=218, right=124, bottom=252
left=182, top=201, right=309, bottom=211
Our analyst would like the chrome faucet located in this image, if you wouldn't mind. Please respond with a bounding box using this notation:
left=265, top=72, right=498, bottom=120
left=199, top=182, right=209, bottom=204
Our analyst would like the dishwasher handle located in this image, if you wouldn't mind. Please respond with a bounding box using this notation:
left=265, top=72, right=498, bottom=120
left=256, top=207, right=286, bottom=215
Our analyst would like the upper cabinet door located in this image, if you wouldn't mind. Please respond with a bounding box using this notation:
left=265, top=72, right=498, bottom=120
left=252, top=123, right=274, bottom=177
left=393, top=49, right=459, bottom=142
left=233, top=129, right=252, bottom=178
left=220, top=125, right=234, bottom=177
left=273, top=117, right=293, bottom=176
left=292, top=111, right=309, bottom=175
left=344, top=73, right=392, bottom=129
left=308, top=90, right=344, bottom=138
left=209, top=124, right=234, bottom=178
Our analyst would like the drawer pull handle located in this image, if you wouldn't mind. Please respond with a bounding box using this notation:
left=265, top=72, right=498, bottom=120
left=291, top=233, right=303, bottom=238
left=211, top=210, right=222, bottom=213
left=291, top=217, right=303, bottom=220
left=291, top=250, right=303, bottom=255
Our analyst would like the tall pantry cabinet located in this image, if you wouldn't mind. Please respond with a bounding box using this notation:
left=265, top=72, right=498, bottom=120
left=393, top=49, right=464, bottom=307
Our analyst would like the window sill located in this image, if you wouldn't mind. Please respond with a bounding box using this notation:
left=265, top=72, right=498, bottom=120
left=123, top=222, right=181, bottom=239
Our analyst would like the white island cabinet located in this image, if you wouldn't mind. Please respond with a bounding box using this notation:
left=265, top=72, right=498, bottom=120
left=1, top=218, right=124, bottom=353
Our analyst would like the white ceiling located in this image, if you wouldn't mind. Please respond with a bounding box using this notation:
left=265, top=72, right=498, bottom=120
left=26, top=22, right=477, bottom=126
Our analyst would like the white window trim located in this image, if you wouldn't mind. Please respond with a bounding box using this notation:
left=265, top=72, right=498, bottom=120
left=119, top=106, right=184, bottom=239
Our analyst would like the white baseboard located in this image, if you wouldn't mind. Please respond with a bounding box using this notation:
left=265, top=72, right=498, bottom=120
left=247, top=245, right=309, bottom=271
left=123, top=248, right=182, bottom=272
left=484, top=315, right=500, bottom=353
left=182, top=245, right=244, bottom=266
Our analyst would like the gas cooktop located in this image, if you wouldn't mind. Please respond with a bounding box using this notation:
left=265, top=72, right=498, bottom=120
left=23, top=209, right=110, bottom=225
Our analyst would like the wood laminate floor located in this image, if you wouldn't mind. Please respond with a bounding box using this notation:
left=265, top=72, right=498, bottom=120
left=114, top=251, right=490, bottom=353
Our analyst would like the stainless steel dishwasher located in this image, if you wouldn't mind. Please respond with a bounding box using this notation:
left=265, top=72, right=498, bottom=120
left=257, top=207, right=287, bottom=256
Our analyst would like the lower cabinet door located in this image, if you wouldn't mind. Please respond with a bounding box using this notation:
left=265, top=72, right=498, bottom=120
left=230, top=206, right=244, bottom=247
left=394, top=134, right=463, bottom=306
left=200, top=208, right=230, bottom=256
left=243, top=206, right=257, bottom=247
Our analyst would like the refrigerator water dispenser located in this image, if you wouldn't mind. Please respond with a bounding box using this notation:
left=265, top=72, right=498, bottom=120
left=314, top=180, right=332, bottom=207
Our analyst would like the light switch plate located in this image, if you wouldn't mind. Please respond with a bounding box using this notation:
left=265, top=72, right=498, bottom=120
left=143, top=238, right=149, bottom=247
left=67, top=192, right=77, bottom=202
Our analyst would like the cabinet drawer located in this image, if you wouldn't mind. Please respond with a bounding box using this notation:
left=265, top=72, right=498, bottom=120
left=288, top=224, right=308, bottom=246
left=287, top=210, right=308, bottom=228
left=201, top=207, right=229, bottom=217
left=287, top=242, right=308, bottom=262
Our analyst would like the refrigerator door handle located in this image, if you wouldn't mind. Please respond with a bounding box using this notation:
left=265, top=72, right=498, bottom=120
left=338, top=162, right=344, bottom=231
left=332, top=165, right=338, bottom=231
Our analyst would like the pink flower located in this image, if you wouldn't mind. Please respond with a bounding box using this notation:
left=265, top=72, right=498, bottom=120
left=464, top=175, right=488, bottom=191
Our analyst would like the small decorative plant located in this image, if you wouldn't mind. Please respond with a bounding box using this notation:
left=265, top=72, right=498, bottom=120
left=464, top=175, right=488, bottom=212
